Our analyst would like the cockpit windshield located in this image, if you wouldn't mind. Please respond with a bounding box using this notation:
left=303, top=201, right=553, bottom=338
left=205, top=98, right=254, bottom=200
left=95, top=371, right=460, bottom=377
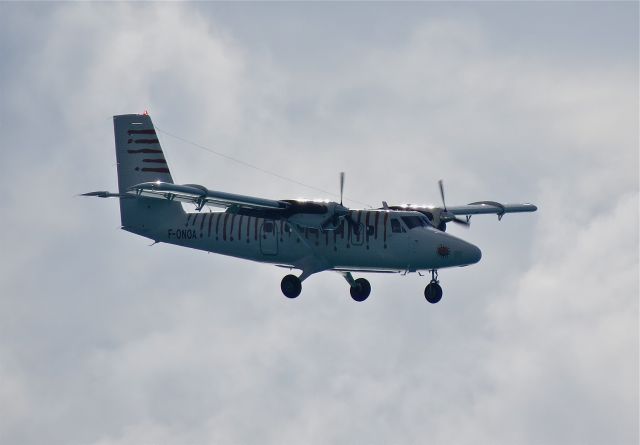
left=401, top=215, right=433, bottom=229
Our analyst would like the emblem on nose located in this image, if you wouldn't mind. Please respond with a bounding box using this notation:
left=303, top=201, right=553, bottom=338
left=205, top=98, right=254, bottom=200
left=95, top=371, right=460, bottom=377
left=437, top=245, right=450, bottom=257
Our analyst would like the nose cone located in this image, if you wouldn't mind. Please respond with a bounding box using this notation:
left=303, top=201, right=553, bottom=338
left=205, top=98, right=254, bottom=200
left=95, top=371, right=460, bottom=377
left=422, top=231, right=482, bottom=269
left=464, top=242, right=482, bottom=264
left=448, top=236, right=481, bottom=266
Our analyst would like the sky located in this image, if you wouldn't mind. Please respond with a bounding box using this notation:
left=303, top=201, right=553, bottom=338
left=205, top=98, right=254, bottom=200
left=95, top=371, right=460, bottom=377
left=0, top=2, right=638, bottom=444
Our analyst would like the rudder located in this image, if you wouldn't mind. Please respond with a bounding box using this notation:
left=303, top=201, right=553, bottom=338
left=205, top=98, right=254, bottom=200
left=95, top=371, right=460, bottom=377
left=114, top=114, right=184, bottom=235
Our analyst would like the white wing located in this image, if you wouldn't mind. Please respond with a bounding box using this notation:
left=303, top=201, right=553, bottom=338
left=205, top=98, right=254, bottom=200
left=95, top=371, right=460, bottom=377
left=126, top=181, right=287, bottom=211
left=447, top=201, right=537, bottom=216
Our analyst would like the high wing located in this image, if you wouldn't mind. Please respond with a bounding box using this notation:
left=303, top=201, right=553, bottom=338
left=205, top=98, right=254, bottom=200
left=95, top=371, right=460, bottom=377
left=85, top=181, right=350, bottom=230
left=388, top=179, right=538, bottom=229
left=127, top=181, right=287, bottom=211
left=446, top=201, right=537, bottom=218
left=385, top=200, right=537, bottom=231
left=386, top=202, right=537, bottom=218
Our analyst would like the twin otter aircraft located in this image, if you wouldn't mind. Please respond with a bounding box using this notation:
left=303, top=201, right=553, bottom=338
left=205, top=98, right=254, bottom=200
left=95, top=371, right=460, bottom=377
left=84, top=114, right=537, bottom=303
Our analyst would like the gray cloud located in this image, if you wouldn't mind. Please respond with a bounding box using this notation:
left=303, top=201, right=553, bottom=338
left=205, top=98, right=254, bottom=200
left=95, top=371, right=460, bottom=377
left=0, top=2, right=637, bottom=445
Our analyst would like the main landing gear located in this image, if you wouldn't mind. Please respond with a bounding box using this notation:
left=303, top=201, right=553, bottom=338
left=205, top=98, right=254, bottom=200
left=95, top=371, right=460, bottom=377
left=424, top=269, right=443, bottom=304
left=342, top=272, right=371, bottom=302
left=350, top=279, right=371, bottom=302
left=280, top=272, right=371, bottom=302
left=281, top=274, right=302, bottom=299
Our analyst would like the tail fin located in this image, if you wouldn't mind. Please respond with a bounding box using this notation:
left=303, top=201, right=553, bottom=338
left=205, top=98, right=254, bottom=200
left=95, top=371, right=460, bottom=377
left=114, top=114, right=184, bottom=235
left=114, top=114, right=174, bottom=189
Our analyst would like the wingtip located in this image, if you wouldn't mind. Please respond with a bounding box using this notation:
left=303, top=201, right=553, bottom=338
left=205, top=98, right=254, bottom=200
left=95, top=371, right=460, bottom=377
left=81, top=191, right=119, bottom=198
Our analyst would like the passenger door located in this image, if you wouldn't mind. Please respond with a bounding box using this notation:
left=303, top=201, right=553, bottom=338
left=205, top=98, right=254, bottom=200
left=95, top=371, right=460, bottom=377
left=260, top=219, right=278, bottom=255
left=387, top=216, right=409, bottom=264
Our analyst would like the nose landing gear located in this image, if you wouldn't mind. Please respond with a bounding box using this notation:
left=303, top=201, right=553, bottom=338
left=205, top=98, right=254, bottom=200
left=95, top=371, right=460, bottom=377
left=424, top=269, right=443, bottom=304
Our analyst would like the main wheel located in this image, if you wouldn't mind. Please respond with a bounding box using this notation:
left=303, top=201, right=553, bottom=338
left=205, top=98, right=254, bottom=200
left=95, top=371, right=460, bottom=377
left=350, top=278, right=371, bottom=302
left=424, top=282, right=443, bottom=304
left=281, top=274, right=302, bottom=299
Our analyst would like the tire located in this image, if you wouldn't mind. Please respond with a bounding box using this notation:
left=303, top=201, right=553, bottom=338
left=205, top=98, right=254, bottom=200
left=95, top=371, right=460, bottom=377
left=281, top=274, right=302, bottom=299
left=350, top=278, right=371, bottom=302
left=424, top=282, right=443, bottom=304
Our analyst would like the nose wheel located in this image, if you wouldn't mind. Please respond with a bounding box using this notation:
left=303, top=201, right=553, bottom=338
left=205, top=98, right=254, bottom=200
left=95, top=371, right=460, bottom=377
left=424, top=269, right=443, bottom=304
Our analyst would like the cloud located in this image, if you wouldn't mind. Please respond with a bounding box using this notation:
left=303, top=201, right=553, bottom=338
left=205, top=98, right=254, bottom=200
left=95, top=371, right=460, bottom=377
left=466, top=191, right=639, bottom=445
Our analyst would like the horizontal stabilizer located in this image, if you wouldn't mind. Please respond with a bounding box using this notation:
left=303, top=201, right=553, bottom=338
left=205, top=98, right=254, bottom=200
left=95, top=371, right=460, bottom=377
left=81, top=191, right=122, bottom=198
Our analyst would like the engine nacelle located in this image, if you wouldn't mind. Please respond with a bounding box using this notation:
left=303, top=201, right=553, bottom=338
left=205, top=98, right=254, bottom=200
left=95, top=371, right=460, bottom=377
left=284, top=201, right=348, bottom=230
left=287, top=212, right=329, bottom=229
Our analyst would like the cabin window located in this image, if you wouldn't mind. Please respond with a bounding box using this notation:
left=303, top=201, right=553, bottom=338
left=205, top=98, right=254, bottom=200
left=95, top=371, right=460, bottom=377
left=401, top=215, right=427, bottom=229
left=263, top=221, right=274, bottom=233
left=366, top=225, right=375, bottom=236
left=421, top=214, right=435, bottom=227
left=391, top=218, right=405, bottom=233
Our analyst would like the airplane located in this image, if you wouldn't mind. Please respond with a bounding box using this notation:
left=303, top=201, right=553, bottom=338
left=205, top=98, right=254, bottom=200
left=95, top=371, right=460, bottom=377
left=84, top=113, right=537, bottom=303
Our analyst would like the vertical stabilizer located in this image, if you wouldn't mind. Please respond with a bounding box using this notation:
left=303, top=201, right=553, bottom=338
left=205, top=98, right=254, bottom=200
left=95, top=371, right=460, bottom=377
left=114, top=114, right=174, bottom=189
left=113, top=114, right=183, bottom=235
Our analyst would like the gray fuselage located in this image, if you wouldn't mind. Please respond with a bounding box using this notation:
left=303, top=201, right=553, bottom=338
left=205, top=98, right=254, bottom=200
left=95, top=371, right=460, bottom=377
left=128, top=207, right=482, bottom=273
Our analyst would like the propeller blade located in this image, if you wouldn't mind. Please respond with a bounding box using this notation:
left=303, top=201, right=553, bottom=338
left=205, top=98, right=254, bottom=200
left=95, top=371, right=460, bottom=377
left=436, top=180, right=470, bottom=229
left=322, top=172, right=348, bottom=230
left=438, top=179, right=447, bottom=210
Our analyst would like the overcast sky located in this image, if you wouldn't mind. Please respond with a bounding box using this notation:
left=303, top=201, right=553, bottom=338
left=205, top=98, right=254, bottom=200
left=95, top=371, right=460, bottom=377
left=0, top=2, right=638, bottom=445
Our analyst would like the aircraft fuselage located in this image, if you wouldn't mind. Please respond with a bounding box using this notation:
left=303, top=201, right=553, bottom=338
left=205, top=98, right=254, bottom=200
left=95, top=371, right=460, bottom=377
left=128, top=208, right=482, bottom=273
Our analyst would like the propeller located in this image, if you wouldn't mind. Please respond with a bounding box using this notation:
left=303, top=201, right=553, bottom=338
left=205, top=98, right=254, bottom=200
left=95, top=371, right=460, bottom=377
left=438, top=179, right=447, bottom=210
left=438, top=179, right=470, bottom=228
left=326, top=171, right=352, bottom=229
